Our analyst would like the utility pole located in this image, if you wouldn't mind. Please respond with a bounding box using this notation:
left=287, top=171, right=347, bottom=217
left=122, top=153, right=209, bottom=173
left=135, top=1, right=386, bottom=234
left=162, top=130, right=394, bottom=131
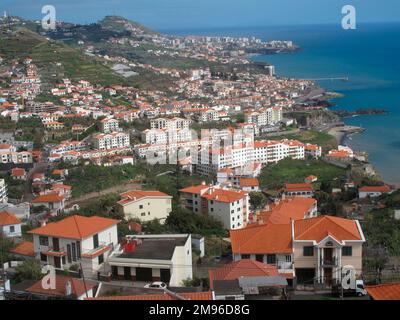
left=79, top=263, right=89, bottom=299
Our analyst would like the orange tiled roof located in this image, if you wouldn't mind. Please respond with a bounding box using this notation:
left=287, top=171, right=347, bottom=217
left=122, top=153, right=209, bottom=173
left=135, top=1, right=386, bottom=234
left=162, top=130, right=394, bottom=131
left=202, top=188, right=247, bottom=203
left=179, top=185, right=210, bottom=195
left=284, top=183, right=313, bottom=192
left=230, top=223, right=292, bottom=254
left=87, top=291, right=212, bottom=300
left=11, top=168, right=26, bottom=177
left=359, top=185, right=391, bottom=193
left=294, top=216, right=362, bottom=242
left=366, top=283, right=400, bottom=300
left=9, top=241, right=34, bottom=257
left=27, top=275, right=96, bottom=297
left=209, top=259, right=279, bottom=289
left=0, top=211, right=21, bottom=226
left=239, top=178, right=259, bottom=187
left=32, top=194, right=65, bottom=203
left=28, top=215, right=119, bottom=240
left=118, top=190, right=171, bottom=205
left=259, top=197, right=316, bottom=224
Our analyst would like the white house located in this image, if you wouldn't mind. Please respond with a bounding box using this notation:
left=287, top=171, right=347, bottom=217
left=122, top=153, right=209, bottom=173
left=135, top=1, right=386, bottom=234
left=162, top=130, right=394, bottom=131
left=0, top=211, right=22, bottom=238
left=107, top=234, right=193, bottom=287
left=358, top=185, right=392, bottom=199
left=28, top=215, right=119, bottom=279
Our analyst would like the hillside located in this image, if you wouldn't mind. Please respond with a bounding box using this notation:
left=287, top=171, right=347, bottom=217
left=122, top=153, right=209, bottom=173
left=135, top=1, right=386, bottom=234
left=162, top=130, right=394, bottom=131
left=0, top=28, right=127, bottom=87
left=99, top=15, right=158, bottom=36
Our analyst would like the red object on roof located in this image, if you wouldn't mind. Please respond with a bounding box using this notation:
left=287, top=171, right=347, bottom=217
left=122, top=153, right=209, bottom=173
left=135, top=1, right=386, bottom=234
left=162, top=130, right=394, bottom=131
left=28, top=215, right=119, bottom=240
left=87, top=291, right=213, bottom=300
left=26, top=275, right=96, bottom=298
left=0, top=211, right=21, bottom=226
left=294, top=215, right=363, bottom=242
left=208, top=259, right=279, bottom=289
left=284, top=183, right=313, bottom=192
left=230, top=223, right=292, bottom=254
left=359, top=185, right=391, bottom=193
left=9, top=241, right=34, bottom=257
left=366, top=283, right=400, bottom=300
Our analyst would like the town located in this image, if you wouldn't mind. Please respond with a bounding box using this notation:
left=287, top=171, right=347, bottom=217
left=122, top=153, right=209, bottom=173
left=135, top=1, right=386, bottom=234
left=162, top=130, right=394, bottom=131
left=0, top=14, right=399, bottom=301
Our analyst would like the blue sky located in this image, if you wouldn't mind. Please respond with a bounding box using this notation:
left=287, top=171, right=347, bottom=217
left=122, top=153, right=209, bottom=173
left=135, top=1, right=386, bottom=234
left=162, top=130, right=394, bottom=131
left=1, top=0, right=400, bottom=30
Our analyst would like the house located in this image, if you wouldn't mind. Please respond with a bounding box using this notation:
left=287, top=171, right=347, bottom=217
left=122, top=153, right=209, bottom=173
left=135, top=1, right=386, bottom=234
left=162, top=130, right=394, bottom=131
left=366, top=283, right=400, bottom=300
left=50, top=184, right=72, bottom=199
left=358, top=185, right=392, bottom=199
left=283, top=183, right=314, bottom=198
left=107, top=234, right=192, bottom=287
left=0, top=211, right=22, bottom=237
left=230, top=215, right=365, bottom=288
left=11, top=167, right=27, bottom=180
left=31, top=194, right=65, bottom=214
left=117, top=190, right=172, bottom=223
left=179, top=184, right=249, bottom=230
left=256, top=197, right=317, bottom=225
left=209, top=259, right=287, bottom=300
left=28, top=215, right=119, bottom=278
left=88, top=291, right=212, bottom=300
left=25, top=275, right=97, bottom=300
left=304, top=175, right=318, bottom=183
left=239, top=178, right=259, bottom=192
left=9, top=241, right=35, bottom=259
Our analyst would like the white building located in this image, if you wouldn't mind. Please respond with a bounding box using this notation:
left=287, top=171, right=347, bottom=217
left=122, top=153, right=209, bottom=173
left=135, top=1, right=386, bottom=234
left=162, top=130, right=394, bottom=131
left=100, top=118, right=120, bottom=133
left=107, top=234, right=193, bottom=287
left=0, top=179, right=7, bottom=203
left=28, top=215, right=119, bottom=279
left=0, top=211, right=22, bottom=237
left=117, top=190, right=173, bottom=223
left=180, top=184, right=249, bottom=230
left=93, top=132, right=130, bottom=150
left=150, top=117, right=191, bottom=130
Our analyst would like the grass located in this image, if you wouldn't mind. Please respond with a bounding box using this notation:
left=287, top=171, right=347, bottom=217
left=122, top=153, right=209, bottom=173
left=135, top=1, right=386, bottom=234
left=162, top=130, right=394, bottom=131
left=264, top=130, right=337, bottom=153
left=259, top=158, right=346, bottom=188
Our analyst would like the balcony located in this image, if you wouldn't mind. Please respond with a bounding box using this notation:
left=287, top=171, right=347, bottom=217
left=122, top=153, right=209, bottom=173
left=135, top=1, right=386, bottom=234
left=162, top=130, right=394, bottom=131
left=276, top=261, right=293, bottom=271
left=41, top=246, right=67, bottom=257
left=320, top=256, right=338, bottom=267
left=81, top=242, right=113, bottom=259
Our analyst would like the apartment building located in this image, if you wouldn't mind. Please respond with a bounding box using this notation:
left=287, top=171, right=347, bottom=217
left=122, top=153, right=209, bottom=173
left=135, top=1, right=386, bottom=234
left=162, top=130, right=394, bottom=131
left=150, top=117, right=191, bottom=130
left=0, top=150, right=33, bottom=164
left=244, top=107, right=282, bottom=127
left=117, top=190, right=172, bottom=223
left=230, top=215, right=365, bottom=287
left=141, top=128, right=194, bottom=144
left=50, top=140, right=87, bottom=155
left=107, top=234, right=192, bottom=287
left=93, top=132, right=130, bottom=150
left=100, top=118, right=120, bottom=133
left=28, top=215, right=119, bottom=278
left=180, top=184, right=249, bottom=230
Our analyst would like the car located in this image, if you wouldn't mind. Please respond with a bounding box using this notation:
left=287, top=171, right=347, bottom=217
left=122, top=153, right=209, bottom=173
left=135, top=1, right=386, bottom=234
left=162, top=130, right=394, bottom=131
left=144, top=282, right=167, bottom=289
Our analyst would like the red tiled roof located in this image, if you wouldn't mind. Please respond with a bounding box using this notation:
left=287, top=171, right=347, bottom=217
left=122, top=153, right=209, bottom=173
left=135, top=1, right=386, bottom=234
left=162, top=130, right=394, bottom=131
left=0, top=211, right=21, bottom=226
left=359, top=185, right=391, bottom=193
left=118, top=190, right=171, bottom=205
left=230, top=223, right=292, bottom=254
left=9, top=241, right=34, bottom=257
left=179, top=185, right=209, bottom=195
left=87, top=291, right=212, bottom=300
left=11, top=168, right=26, bottom=177
left=239, top=178, right=259, bottom=187
left=28, top=215, right=119, bottom=240
left=26, top=275, right=96, bottom=297
left=202, top=188, right=247, bottom=203
left=366, top=283, right=400, bottom=300
left=32, top=194, right=65, bottom=203
left=259, top=197, right=316, bottom=224
left=209, top=259, right=279, bottom=289
left=294, top=216, right=363, bottom=242
left=284, top=183, right=313, bottom=192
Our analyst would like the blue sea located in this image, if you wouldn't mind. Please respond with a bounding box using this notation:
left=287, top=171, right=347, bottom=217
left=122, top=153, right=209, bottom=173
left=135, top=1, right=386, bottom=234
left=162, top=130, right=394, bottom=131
left=167, top=23, right=400, bottom=183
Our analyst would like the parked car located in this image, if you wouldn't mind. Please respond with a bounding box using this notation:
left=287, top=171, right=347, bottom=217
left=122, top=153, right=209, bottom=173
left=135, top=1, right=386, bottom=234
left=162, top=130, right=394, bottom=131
left=332, top=280, right=367, bottom=297
left=144, top=282, right=167, bottom=289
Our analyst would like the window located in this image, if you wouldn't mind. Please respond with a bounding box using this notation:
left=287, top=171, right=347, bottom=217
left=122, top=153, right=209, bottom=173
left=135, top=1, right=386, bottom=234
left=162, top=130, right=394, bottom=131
left=98, top=254, right=104, bottom=265
left=343, top=246, right=353, bottom=256
left=267, top=254, right=276, bottom=264
left=303, top=246, right=314, bottom=256
left=40, top=253, right=47, bottom=262
left=93, top=234, right=99, bottom=248
left=285, top=255, right=292, bottom=262
left=72, top=243, right=77, bottom=262
left=9, top=226, right=15, bottom=233
left=139, top=205, right=143, bottom=209
left=210, top=208, right=214, bottom=212
left=237, top=207, right=241, bottom=211
left=141, top=212, right=146, bottom=216
left=39, top=236, right=49, bottom=246
left=67, top=244, right=72, bottom=263
left=256, top=254, right=264, bottom=262
left=76, top=241, right=81, bottom=259
left=241, top=254, right=250, bottom=259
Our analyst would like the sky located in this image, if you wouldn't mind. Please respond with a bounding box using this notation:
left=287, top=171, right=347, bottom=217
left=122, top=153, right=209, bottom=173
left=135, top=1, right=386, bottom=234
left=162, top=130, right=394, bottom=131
left=1, top=0, right=400, bottom=31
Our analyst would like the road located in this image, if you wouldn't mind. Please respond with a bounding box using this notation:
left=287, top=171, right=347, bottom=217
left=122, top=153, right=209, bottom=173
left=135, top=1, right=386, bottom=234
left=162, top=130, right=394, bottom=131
left=22, top=162, right=49, bottom=202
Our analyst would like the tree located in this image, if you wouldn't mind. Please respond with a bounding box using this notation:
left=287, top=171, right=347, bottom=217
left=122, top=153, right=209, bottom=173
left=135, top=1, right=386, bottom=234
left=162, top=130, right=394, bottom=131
left=0, top=233, right=14, bottom=265
left=249, top=192, right=267, bottom=210
left=14, top=260, right=43, bottom=283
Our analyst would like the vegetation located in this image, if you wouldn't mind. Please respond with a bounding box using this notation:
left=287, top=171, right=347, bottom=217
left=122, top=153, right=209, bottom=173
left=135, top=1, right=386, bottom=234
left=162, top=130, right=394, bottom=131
left=0, top=234, right=15, bottom=265
left=249, top=191, right=268, bottom=210
left=14, top=260, right=43, bottom=283
left=259, top=158, right=346, bottom=188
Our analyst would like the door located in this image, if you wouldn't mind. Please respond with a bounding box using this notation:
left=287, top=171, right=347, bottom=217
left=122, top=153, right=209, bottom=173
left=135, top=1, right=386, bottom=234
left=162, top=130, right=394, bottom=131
left=324, top=268, right=333, bottom=287
left=54, top=256, right=61, bottom=269
left=53, top=238, right=59, bottom=251
left=111, top=266, right=118, bottom=279
left=324, top=248, right=333, bottom=265
left=123, top=267, right=131, bottom=280
left=160, top=269, right=171, bottom=283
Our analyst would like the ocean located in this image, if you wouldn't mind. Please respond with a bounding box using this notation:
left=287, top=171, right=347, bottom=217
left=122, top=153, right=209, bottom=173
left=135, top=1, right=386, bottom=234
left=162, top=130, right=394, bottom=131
left=167, top=23, right=400, bottom=183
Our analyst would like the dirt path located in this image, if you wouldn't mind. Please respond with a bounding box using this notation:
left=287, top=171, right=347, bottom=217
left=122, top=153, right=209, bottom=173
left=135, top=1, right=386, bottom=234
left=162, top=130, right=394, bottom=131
left=67, top=182, right=142, bottom=207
